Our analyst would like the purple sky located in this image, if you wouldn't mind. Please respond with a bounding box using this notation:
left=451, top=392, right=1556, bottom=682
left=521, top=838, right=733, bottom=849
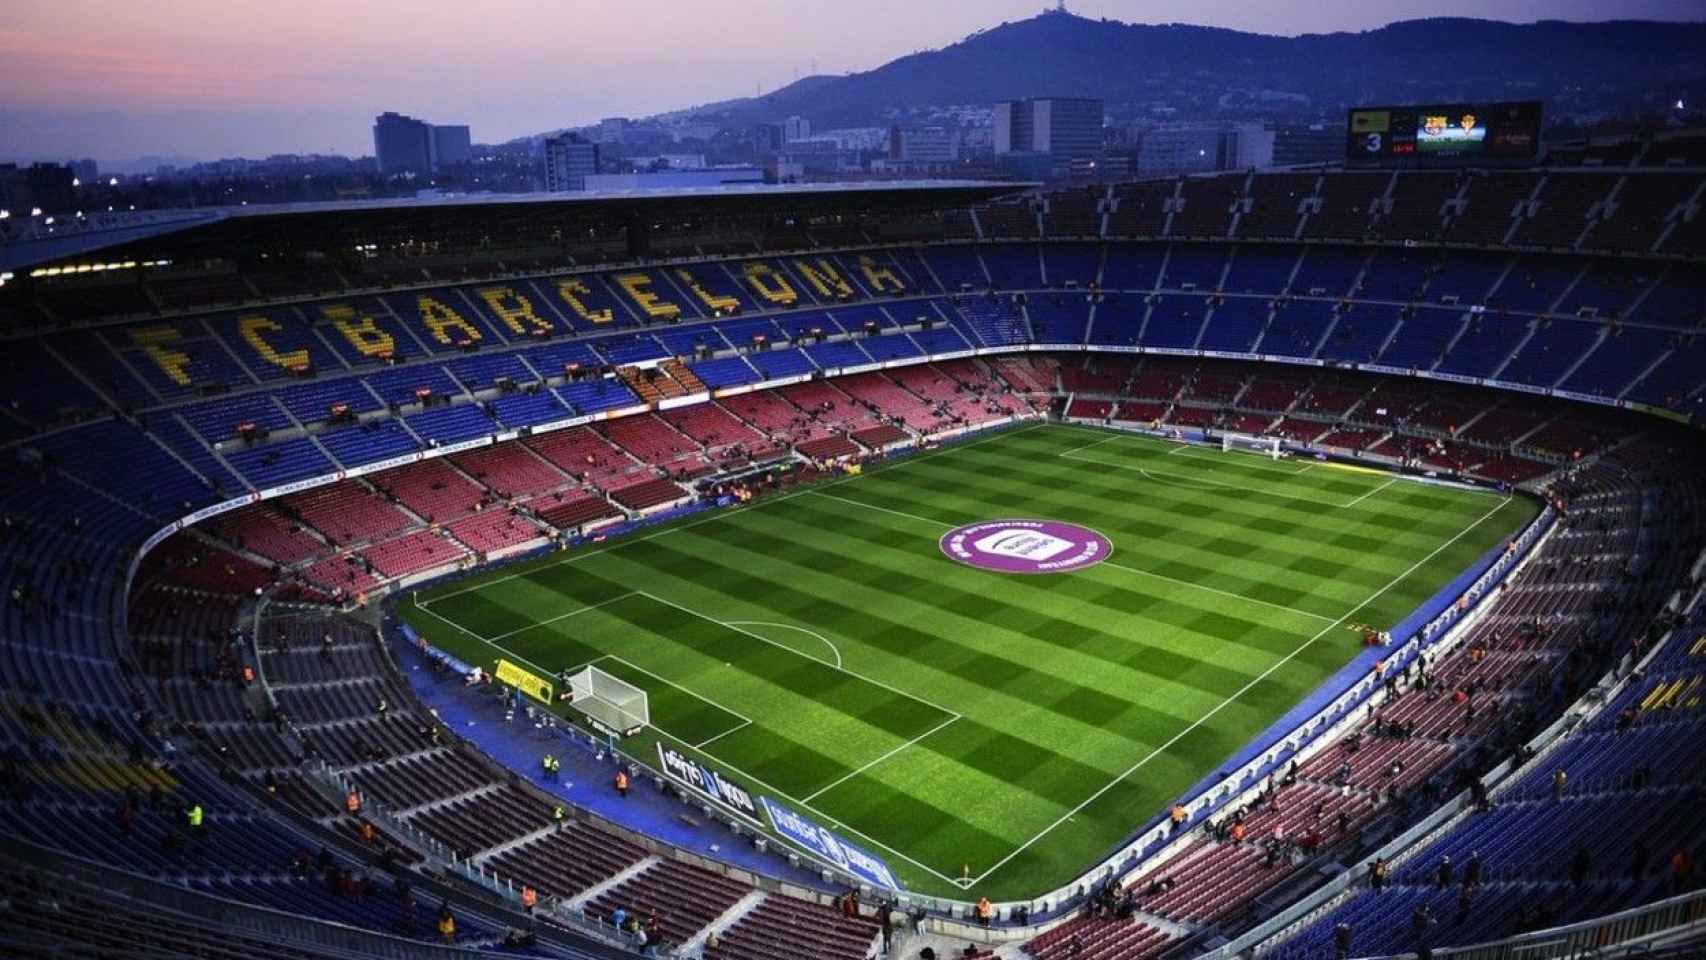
left=2, top=0, right=1699, bottom=165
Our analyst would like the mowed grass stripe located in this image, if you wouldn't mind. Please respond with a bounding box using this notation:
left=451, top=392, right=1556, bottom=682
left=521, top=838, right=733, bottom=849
left=833, top=438, right=1481, bottom=615
left=874, top=425, right=1486, bottom=545
left=403, top=423, right=1537, bottom=897
left=972, top=425, right=1491, bottom=529
left=907, top=432, right=1490, bottom=572
left=906, top=426, right=1491, bottom=544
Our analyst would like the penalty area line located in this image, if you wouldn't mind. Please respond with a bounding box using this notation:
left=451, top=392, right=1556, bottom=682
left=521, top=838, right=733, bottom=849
left=800, top=714, right=962, bottom=804
left=411, top=602, right=562, bottom=683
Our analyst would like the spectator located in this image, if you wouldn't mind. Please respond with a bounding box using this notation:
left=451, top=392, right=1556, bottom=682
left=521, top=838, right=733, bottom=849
left=1334, top=921, right=1354, bottom=960
left=1553, top=768, right=1568, bottom=800
left=437, top=903, right=456, bottom=943
left=1435, top=856, right=1452, bottom=889
left=615, top=769, right=630, bottom=798
left=1464, top=850, right=1482, bottom=889
left=1410, top=903, right=1434, bottom=944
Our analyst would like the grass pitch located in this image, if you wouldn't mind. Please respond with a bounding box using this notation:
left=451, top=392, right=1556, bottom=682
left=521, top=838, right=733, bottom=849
left=400, top=423, right=1536, bottom=899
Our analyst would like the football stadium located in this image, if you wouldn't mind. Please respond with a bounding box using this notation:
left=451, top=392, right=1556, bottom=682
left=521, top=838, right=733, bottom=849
left=4, top=76, right=1706, bottom=960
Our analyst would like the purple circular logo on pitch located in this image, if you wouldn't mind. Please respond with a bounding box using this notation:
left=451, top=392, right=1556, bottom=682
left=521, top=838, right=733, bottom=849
left=940, top=520, right=1112, bottom=574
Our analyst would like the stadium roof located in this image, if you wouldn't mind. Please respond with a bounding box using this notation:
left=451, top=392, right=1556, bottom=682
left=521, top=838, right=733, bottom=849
left=1, top=180, right=1029, bottom=272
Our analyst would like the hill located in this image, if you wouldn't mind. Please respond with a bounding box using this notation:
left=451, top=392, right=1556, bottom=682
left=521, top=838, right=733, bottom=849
left=663, top=12, right=1706, bottom=129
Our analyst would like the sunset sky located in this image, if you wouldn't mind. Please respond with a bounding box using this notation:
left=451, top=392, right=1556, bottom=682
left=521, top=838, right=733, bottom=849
left=1, top=0, right=1699, bottom=165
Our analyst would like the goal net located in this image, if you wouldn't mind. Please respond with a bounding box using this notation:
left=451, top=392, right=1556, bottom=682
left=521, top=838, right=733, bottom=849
left=566, top=665, right=649, bottom=736
left=1221, top=432, right=1283, bottom=461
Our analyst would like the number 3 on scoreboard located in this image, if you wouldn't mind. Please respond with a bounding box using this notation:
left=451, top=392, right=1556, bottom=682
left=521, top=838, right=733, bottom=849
left=1362, top=132, right=1383, bottom=154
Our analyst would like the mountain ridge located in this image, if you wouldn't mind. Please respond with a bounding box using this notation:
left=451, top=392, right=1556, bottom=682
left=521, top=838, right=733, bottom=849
left=600, top=12, right=1706, bottom=133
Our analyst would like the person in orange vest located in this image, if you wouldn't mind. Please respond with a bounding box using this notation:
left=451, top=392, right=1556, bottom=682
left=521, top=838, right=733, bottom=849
left=436, top=903, right=456, bottom=943
left=345, top=789, right=361, bottom=815
left=614, top=769, right=630, bottom=798
left=241, top=665, right=255, bottom=685
left=975, top=896, right=994, bottom=928
left=520, top=886, right=538, bottom=915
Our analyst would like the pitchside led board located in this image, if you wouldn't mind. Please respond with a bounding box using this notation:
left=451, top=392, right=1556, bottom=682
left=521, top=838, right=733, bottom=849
left=1347, top=101, right=1542, bottom=164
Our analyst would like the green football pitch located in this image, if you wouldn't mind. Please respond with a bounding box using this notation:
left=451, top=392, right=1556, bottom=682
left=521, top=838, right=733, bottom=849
left=399, top=422, right=1537, bottom=899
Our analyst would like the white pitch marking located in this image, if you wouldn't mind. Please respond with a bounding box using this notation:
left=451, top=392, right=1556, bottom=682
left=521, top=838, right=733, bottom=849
left=807, top=490, right=949, bottom=529
left=595, top=653, right=754, bottom=728
left=1342, top=477, right=1399, bottom=509
left=485, top=591, right=636, bottom=643
left=633, top=589, right=959, bottom=719
left=1100, top=560, right=1336, bottom=624
left=800, top=715, right=962, bottom=804
left=726, top=620, right=844, bottom=669
left=693, top=719, right=751, bottom=750
left=410, top=602, right=560, bottom=681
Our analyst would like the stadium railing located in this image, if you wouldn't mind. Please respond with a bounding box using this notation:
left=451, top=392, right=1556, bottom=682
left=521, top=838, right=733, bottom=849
left=1367, top=888, right=1706, bottom=960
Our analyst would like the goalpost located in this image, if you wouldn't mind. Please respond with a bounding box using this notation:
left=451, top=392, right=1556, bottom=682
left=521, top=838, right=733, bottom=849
left=565, top=665, right=649, bottom=736
left=1220, top=432, right=1283, bottom=461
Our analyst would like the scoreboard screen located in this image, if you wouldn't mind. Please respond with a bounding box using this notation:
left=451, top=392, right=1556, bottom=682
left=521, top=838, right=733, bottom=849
left=1347, top=101, right=1541, bottom=163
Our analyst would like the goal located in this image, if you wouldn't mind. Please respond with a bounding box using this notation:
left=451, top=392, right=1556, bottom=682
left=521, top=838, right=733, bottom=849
left=1220, top=432, right=1283, bottom=461
left=566, top=665, right=649, bottom=736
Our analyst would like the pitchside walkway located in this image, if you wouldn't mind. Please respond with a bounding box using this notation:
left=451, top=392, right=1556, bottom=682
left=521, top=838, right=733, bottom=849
left=390, top=628, right=833, bottom=894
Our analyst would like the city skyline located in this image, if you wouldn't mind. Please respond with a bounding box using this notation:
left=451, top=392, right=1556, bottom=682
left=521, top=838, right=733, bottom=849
left=2, top=0, right=1701, bottom=166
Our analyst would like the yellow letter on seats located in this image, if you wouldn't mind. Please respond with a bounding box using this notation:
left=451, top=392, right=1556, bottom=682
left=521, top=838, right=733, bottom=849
left=793, top=258, right=855, bottom=299
left=859, top=255, right=907, bottom=294
left=555, top=279, right=614, bottom=325
left=415, top=296, right=483, bottom=345
left=742, top=263, right=797, bottom=306
left=321, top=304, right=396, bottom=359
left=131, top=325, right=193, bottom=386
left=239, top=314, right=310, bottom=371
left=478, top=287, right=553, bottom=336
left=615, top=273, right=681, bottom=321
left=676, top=269, right=740, bottom=314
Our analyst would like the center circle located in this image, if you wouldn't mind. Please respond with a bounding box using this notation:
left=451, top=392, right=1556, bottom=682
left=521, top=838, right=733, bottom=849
left=939, top=519, right=1113, bottom=575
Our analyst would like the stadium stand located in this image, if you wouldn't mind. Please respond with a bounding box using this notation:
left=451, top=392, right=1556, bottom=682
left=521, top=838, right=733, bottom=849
left=5, top=160, right=1706, bottom=960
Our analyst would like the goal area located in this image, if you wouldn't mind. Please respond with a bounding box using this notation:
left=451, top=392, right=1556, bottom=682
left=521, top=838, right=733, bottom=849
left=1220, top=432, right=1283, bottom=461
left=566, top=665, right=649, bottom=736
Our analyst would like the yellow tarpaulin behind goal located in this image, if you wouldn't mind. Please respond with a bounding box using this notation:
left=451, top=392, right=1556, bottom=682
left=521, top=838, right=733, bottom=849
left=496, top=659, right=554, bottom=705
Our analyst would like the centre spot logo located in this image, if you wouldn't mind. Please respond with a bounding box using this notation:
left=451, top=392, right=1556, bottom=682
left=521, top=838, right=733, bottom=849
left=939, top=520, right=1112, bottom=574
